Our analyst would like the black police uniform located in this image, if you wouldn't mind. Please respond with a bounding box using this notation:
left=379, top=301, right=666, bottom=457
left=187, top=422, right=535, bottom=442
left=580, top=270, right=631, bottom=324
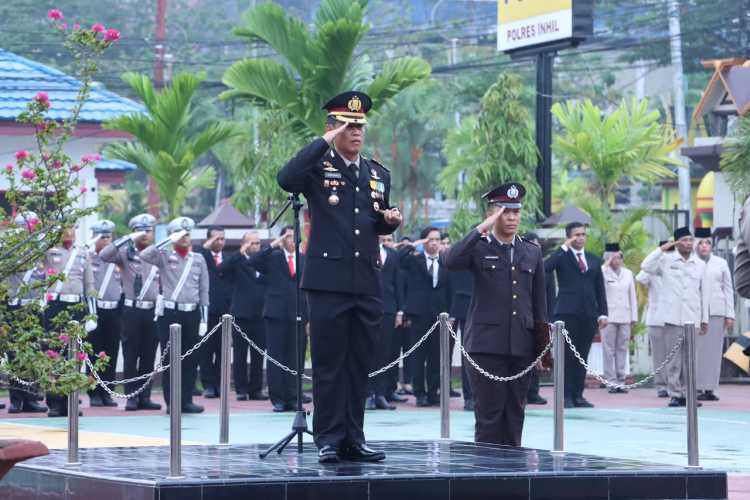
left=278, top=137, right=399, bottom=452
left=444, top=183, right=548, bottom=446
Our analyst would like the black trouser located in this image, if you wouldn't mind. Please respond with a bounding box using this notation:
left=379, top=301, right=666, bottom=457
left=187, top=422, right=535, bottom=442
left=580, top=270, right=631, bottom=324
left=87, top=306, right=121, bottom=400
left=44, top=300, right=84, bottom=413
left=233, top=316, right=265, bottom=396
left=527, top=369, right=540, bottom=399
left=468, top=353, right=531, bottom=446
left=369, top=313, right=395, bottom=397
left=121, top=305, right=159, bottom=401
left=556, top=313, right=597, bottom=400
left=265, top=318, right=298, bottom=407
left=159, top=308, right=200, bottom=407
left=199, top=312, right=225, bottom=390
left=387, top=323, right=412, bottom=394
left=307, top=290, right=380, bottom=449
left=456, top=320, right=473, bottom=401
left=410, top=314, right=440, bottom=399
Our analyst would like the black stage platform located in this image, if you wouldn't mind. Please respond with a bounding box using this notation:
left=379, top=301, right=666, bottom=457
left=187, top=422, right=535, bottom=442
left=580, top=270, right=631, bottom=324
left=1, top=440, right=727, bottom=500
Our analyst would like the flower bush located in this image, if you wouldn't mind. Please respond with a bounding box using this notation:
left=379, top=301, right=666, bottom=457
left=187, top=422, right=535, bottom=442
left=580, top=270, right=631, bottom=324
left=0, top=10, right=119, bottom=396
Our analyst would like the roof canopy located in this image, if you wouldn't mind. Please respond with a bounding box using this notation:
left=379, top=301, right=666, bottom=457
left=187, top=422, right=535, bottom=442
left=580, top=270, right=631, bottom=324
left=198, top=201, right=255, bottom=228
left=0, top=49, right=143, bottom=123
left=541, top=205, right=591, bottom=227
left=693, top=58, right=750, bottom=122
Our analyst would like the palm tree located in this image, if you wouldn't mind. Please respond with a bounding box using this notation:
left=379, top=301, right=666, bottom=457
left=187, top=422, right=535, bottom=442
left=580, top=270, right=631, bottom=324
left=720, top=113, right=750, bottom=197
left=220, top=0, right=431, bottom=139
left=104, top=72, right=239, bottom=218
left=551, top=97, right=681, bottom=209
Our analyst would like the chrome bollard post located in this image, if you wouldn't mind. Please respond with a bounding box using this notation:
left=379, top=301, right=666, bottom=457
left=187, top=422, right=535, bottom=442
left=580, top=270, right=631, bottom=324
left=168, top=323, right=184, bottom=479
left=439, top=313, right=450, bottom=439
left=65, top=332, right=80, bottom=467
left=684, top=321, right=701, bottom=468
left=552, top=321, right=565, bottom=453
left=219, top=314, right=233, bottom=445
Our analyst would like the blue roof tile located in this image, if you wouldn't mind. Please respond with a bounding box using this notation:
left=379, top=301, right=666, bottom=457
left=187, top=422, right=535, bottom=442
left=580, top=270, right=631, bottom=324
left=95, top=159, right=136, bottom=171
left=0, top=49, right=143, bottom=123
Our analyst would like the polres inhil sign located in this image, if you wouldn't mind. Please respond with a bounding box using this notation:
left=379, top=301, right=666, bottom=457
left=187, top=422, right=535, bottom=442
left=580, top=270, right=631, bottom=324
left=497, top=0, right=592, bottom=55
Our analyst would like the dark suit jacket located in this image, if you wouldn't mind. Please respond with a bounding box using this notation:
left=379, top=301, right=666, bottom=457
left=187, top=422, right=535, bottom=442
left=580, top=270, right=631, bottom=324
left=218, top=251, right=266, bottom=320
left=199, top=248, right=233, bottom=316
left=380, top=246, right=402, bottom=315
left=247, top=246, right=307, bottom=322
left=544, top=246, right=608, bottom=318
left=400, top=250, right=451, bottom=320
left=277, top=138, right=400, bottom=296
left=444, top=231, right=547, bottom=357
left=448, top=269, right=473, bottom=321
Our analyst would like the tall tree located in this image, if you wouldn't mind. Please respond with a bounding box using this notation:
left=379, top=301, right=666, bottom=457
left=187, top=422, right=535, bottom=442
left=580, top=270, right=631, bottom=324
left=220, top=0, right=431, bottom=139
left=720, top=114, right=750, bottom=197
left=104, top=72, right=239, bottom=218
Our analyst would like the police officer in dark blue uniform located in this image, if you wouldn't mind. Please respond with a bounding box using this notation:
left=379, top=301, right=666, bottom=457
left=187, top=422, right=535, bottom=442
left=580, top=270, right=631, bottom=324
left=444, top=183, right=549, bottom=446
left=278, top=91, right=402, bottom=463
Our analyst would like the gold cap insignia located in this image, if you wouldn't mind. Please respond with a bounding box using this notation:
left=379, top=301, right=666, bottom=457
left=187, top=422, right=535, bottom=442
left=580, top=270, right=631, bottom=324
left=347, top=96, right=362, bottom=112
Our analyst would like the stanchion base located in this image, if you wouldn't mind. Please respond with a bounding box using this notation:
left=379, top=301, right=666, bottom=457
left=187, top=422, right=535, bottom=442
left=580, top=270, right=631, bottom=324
left=62, top=462, right=81, bottom=468
left=3, top=441, right=727, bottom=500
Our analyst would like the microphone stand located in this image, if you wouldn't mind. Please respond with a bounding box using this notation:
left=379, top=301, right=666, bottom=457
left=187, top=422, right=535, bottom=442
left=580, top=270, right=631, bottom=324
left=260, top=193, right=313, bottom=458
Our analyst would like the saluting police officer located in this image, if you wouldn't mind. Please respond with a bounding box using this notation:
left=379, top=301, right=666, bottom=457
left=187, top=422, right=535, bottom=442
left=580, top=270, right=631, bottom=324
left=100, top=214, right=162, bottom=411
left=86, top=220, right=122, bottom=408
left=5, top=212, right=48, bottom=414
left=278, top=91, right=402, bottom=463
left=444, top=183, right=549, bottom=446
left=140, top=217, right=209, bottom=414
left=44, top=226, right=96, bottom=418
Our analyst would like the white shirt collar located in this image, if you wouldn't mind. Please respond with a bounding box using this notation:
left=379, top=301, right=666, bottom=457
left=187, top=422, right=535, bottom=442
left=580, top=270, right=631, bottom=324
left=336, top=148, right=361, bottom=169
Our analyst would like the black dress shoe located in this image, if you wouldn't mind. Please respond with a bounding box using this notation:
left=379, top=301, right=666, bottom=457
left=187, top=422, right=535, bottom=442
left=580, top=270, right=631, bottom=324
left=564, top=398, right=576, bottom=409
left=182, top=402, right=204, bottom=414
left=697, top=390, right=719, bottom=401
left=668, top=397, right=682, bottom=407
left=101, top=395, right=118, bottom=407
left=192, top=388, right=202, bottom=397
left=138, top=399, right=161, bottom=410
left=272, top=402, right=286, bottom=412
left=0, top=402, right=5, bottom=410
left=344, top=443, right=385, bottom=462
left=385, top=392, right=407, bottom=403
left=318, top=445, right=340, bottom=464
left=203, top=386, right=219, bottom=399
left=8, top=402, right=23, bottom=414
left=415, top=396, right=429, bottom=407
left=657, top=389, right=669, bottom=398
left=125, top=398, right=139, bottom=411
left=365, top=397, right=377, bottom=410
left=527, top=394, right=547, bottom=405
left=24, top=400, right=48, bottom=413
left=574, top=397, right=594, bottom=408
left=236, top=393, right=248, bottom=401
left=248, top=391, right=269, bottom=401
left=374, top=396, right=396, bottom=410
left=449, top=389, right=461, bottom=398
left=89, top=394, right=104, bottom=407
left=463, top=399, right=475, bottom=411
left=427, top=395, right=440, bottom=406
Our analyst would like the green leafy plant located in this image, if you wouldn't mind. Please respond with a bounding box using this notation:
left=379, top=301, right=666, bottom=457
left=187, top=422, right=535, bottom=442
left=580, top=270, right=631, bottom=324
left=720, top=113, right=750, bottom=197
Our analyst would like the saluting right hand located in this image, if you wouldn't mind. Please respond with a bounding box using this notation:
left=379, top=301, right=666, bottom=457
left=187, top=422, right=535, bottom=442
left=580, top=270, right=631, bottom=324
left=476, top=206, right=505, bottom=235
left=169, top=230, right=187, bottom=243
left=322, top=122, right=348, bottom=145
left=271, top=230, right=291, bottom=249
left=563, top=235, right=577, bottom=249
left=129, top=230, right=147, bottom=241
left=660, top=240, right=677, bottom=252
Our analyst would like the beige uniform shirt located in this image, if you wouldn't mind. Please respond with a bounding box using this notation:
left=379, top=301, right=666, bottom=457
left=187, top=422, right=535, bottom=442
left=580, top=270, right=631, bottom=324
left=99, top=244, right=160, bottom=302
left=89, top=250, right=123, bottom=302
left=44, top=245, right=94, bottom=297
left=139, top=247, right=209, bottom=306
left=636, top=269, right=663, bottom=327
left=703, top=254, right=735, bottom=319
left=602, top=265, right=638, bottom=324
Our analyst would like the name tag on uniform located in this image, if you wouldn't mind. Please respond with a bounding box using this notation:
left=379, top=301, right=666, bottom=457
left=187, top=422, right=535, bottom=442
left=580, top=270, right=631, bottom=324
left=483, top=255, right=499, bottom=260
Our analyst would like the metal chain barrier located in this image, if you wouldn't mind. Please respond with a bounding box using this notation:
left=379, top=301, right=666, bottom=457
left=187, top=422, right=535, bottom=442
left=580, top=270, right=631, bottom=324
left=561, top=327, right=685, bottom=391
left=232, top=320, right=313, bottom=381
left=82, top=322, right=222, bottom=400
left=368, top=320, right=439, bottom=378
left=448, top=323, right=553, bottom=382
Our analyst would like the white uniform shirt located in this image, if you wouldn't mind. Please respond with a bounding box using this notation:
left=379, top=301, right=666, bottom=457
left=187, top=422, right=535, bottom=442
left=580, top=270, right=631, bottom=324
left=602, top=265, right=638, bottom=324
left=635, top=269, right=663, bottom=327
left=703, top=254, right=735, bottom=319
left=641, top=248, right=708, bottom=326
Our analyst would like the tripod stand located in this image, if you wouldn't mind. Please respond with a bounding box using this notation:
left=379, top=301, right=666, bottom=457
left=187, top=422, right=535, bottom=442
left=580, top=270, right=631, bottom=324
left=260, top=193, right=313, bottom=458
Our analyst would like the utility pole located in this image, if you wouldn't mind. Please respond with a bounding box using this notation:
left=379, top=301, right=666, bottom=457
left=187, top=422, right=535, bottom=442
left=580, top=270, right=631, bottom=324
left=668, top=0, right=691, bottom=224
left=148, top=0, right=168, bottom=217
left=535, top=51, right=554, bottom=217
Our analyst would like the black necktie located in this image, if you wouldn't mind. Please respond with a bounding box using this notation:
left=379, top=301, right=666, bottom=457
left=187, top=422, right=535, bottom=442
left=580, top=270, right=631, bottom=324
left=428, top=256, right=438, bottom=288
left=350, top=162, right=359, bottom=179
left=133, top=274, right=142, bottom=296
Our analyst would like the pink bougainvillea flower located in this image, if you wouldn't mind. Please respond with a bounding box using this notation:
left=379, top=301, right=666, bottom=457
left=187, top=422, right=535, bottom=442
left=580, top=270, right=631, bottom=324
left=61, top=23, right=68, bottom=30
left=80, top=186, right=88, bottom=194
left=104, top=29, right=120, bottom=42
left=15, top=150, right=29, bottom=161
left=21, top=169, right=36, bottom=181
left=73, top=23, right=80, bottom=30
left=34, top=92, right=50, bottom=108
left=76, top=351, right=87, bottom=361
left=81, top=153, right=102, bottom=164
left=46, top=349, right=60, bottom=359
left=58, top=334, right=69, bottom=342
left=71, top=164, right=82, bottom=172
left=46, top=293, right=55, bottom=302
left=52, top=160, right=63, bottom=169
left=47, top=9, right=64, bottom=21
left=47, top=268, right=57, bottom=276
left=91, top=23, right=105, bottom=33
left=97, top=351, right=107, bottom=360
left=4, top=164, right=13, bottom=174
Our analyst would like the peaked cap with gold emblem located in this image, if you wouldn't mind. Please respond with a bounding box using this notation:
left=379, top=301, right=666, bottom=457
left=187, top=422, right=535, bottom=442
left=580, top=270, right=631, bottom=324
left=322, top=91, right=372, bottom=124
left=482, top=182, right=526, bottom=209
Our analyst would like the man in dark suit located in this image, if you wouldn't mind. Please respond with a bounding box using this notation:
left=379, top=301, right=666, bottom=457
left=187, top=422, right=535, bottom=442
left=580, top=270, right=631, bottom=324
left=448, top=265, right=475, bottom=411
left=366, top=235, right=403, bottom=410
left=219, top=231, right=268, bottom=401
left=400, top=226, right=451, bottom=407
left=198, top=226, right=233, bottom=398
left=544, top=221, right=608, bottom=408
left=278, top=91, right=402, bottom=463
left=247, top=226, right=305, bottom=412
left=445, top=183, right=548, bottom=446
left=523, top=232, right=548, bottom=406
